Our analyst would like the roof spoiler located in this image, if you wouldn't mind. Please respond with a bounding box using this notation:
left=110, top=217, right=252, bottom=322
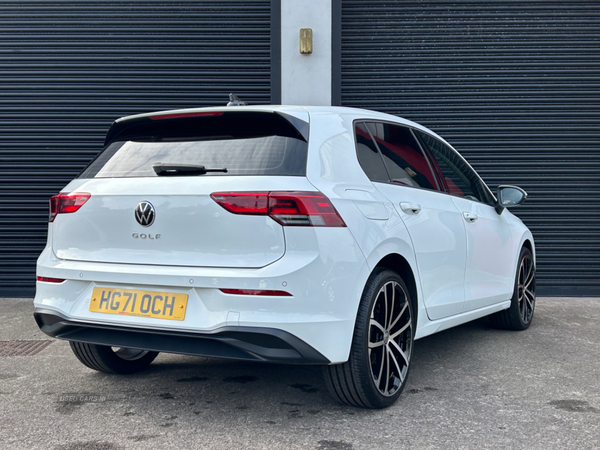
left=104, top=110, right=309, bottom=147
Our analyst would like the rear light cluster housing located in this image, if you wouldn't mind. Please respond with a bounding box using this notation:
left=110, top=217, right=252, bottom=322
left=49, top=192, right=91, bottom=222
left=210, top=191, right=346, bottom=227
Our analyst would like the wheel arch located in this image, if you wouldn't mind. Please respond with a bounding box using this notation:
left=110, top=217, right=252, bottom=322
left=522, top=238, right=534, bottom=264
left=373, top=253, right=419, bottom=327
left=509, top=230, right=536, bottom=302
left=516, top=227, right=536, bottom=269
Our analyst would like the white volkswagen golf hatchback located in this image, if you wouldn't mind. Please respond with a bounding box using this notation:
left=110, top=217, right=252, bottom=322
left=34, top=105, right=535, bottom=409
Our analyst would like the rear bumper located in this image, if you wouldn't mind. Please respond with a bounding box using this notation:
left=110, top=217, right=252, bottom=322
left=34, top=227, right=372, bottom=363
left=34, top=309, right=329, bottom=364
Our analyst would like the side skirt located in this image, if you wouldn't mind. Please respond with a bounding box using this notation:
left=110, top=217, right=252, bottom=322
left=414, top=301, right=511, bottom=340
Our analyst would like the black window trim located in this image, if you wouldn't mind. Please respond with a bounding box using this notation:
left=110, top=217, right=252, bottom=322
left=352, top=118, right=498, bottom=208
left=408, top=127, right=442, bottom=192
left=413, top=128, right=498, bottom=207
left=354, top=120, right=392, bottom=183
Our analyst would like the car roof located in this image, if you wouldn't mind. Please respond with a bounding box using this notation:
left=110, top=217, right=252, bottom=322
left=118, top=105, right=415, bottom=127
left=115, top=104, right=449, bottom=148
left=110, top=104, right=493, bottom=200
left=115, top=104, right=311, bottom=122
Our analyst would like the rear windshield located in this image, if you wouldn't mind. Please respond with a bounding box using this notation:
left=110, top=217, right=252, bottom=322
left=79, top=112, right=308, bottom=178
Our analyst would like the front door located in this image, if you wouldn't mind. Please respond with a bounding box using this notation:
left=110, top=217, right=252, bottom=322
left=415, top=130, right=516, bottom=312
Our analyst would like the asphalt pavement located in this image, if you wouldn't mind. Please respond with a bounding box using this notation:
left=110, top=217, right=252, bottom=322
left=0, top=297, right=598, bottom=450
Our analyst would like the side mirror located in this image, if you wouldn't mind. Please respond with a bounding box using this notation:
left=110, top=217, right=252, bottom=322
left=495, top=185, right=527, bottom=214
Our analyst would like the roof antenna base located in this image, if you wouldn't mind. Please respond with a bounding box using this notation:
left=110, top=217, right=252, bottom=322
left=227, top=93, right=248, bottom=106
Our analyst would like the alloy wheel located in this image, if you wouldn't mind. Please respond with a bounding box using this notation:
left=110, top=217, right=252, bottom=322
left=368, top=280, right=413, bottom=397
left=517, top=254, right=535, bottom=324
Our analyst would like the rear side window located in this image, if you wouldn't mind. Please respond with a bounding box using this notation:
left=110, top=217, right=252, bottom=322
left=365, top=122, right=438, bottom=190
left=80, top=112, right=308, bottom=178
left=355, top=122, right=390, bottom=182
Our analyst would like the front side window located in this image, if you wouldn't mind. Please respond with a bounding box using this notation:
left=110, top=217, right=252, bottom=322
left=415, top=130, right=493, bottom=205
left=365, top=122, right=438, bottom=191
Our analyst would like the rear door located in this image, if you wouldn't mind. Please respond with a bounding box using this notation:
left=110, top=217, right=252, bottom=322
left=356, top=121, right=469, bottom=320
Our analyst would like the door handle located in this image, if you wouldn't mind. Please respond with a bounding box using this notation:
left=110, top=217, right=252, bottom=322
left=463, top=212, right=478, bottom=223
left=400, top=202, right=421, bottom=214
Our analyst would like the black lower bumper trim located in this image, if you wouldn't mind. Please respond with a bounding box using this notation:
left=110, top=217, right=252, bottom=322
left=34, top=309, right=329, bottom=365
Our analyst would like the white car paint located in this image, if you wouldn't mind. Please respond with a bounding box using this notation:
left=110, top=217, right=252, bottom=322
left=35, top=105, right=534, bottom=363
left=52, top=176, right=314, bottom=268
left=374, top=182, right=469, bottom=321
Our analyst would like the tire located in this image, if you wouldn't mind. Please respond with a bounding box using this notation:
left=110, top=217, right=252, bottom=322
left=490, top=247, right=536, bottom=331
left=323, top=268, right=414, bottom=409
left=69, top=341, right=159, bottom=374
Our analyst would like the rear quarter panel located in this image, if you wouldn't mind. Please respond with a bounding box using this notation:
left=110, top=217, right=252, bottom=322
left=304, top=109, right=430, bottom=338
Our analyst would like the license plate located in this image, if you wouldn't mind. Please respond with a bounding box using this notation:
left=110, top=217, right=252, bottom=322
left=89, top=287, right=188, bottom=321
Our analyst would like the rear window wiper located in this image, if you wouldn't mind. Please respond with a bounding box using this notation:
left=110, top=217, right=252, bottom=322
left=152, top=163, right=228, bottom=176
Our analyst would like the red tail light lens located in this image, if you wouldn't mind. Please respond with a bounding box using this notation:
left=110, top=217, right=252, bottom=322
left=269, top=192, right=346, bottom=226
left=49, top=192, right=91, bottom=222
left=220, top=289, right=292, bottom=296
left=211, top=191, right=346, bottom=227
left=210, top=192, right=268, bottom=215
left=37, top=276, right=65, bottom=283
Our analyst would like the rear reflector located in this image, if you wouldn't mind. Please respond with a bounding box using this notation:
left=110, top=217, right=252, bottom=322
left=149, top=111, right=224, bottom=120
left=37, top=276, right=65, bottom=283
left=211, top=191, right=346, bottom=227
left=49, top=193, right=91, bottom=222
left=220, top=289, right=292, bottom=297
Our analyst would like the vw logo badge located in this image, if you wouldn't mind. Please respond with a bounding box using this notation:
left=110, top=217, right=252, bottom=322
left=135, top=201, right=155, bottom=227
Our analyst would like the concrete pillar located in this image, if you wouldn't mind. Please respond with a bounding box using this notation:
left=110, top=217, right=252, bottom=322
left=280, top=0, right=332, bottom=106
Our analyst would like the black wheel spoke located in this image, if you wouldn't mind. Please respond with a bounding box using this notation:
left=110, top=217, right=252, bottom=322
left=383, top=288, right=389, bottom=331
left=524, top=268, right=534, bottom=290
left=369, top=340, right=385, bottom=349
left=389, top=301, right=407, bottom=332
left=388, top=345, right=405, bottom=383
left=383, top=346, right=390, bottom=393
left=376, top=345, right=386, bottom=388
left=391, top=318, right=411, bottom=340
left=370, top=318, right=386, bottom=334
left=389, top=338, right=410, bottom=367
left=388, top=282, right=395, bottom=329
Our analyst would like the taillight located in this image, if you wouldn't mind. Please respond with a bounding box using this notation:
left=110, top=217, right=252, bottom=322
left=211, top=191, right=346, bottom=227
left=269, top=192, right=346, bottom=226
left=49, top=192, right=91, bottom=222
left=211, top=192, right=269, bottom=215
left=37, top=276, right=65, bottom=283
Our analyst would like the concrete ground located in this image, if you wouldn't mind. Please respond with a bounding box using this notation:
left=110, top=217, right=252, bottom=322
left=0, top=297, right=598, bottom=450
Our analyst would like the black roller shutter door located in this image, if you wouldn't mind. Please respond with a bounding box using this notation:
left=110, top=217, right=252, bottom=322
left=341, top=0, right=600, bottom=296
left=0, top=1, right=272, bottom=297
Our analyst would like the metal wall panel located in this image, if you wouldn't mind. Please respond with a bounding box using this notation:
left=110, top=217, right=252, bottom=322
left=0, top=0, right=272, bottom=297
left=341, top=0, right=600, bottom=296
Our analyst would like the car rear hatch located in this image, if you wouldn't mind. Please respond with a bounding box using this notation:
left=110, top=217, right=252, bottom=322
left=51, top=109, right=313, bottom=268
